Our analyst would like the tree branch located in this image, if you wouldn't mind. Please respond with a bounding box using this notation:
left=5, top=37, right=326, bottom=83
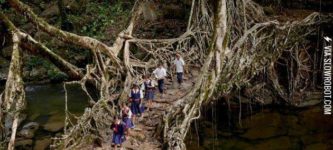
left=8, top=0, right=123, bottom=69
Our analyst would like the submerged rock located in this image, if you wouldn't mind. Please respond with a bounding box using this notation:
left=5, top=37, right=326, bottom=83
left=22, top=122, right=39, bottom=130
left=42, top=115, right=65, bottom=132
left=34, top=138, right=52, bottom=150
left=240, top=126, right=285, bottom=140
left=250, top=137, right=293, bottom=150
left=242, top=112, right=282, bottom=129
left=43, top=122, right=64, bottom=132
left=15, top=139, right=33, bottom=149
left=18, top=122, right=39, bottom=139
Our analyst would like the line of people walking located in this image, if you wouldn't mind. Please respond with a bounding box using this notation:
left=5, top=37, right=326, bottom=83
left=111, top=53, right=186, bottom=149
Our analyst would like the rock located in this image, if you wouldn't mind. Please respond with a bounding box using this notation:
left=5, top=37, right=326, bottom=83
left=30, top=67, right=48, bottom=79
left=240, top=126, right=284, bottom=140
left=18, top=122, right=39, bottom=139
left=250, top=137, right=292, bottom=150
left=34, top=138, right=52, bottom=150
left=22, top=122, right=39, bottom=130
left=15, top=139, right=33, bottom=149
left=43, top=122, right=64, bottom=132
left=18, top=129, right=35, bottom=139
left=42, top=115, right=65, bottom=132
left=4, top=115, right=27, bottom=136
left=242, top=112, right=282, bottom=129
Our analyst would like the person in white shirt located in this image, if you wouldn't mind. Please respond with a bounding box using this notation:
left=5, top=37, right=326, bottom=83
left=153, top=63, right=167, bottom=98
left=173, top=53, right=185, bottom=88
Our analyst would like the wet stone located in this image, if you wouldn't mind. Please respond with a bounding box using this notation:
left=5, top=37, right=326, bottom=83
left=240, top=126, right=285, bottom=140
left=250, top=137, right=292, bottom=150
left=15, top=139, right=33, bottom=149
left=34, top=138, right=52, bottom=150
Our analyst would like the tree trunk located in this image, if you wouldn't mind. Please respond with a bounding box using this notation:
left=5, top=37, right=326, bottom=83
left=0, top=13, right=25, bottom=149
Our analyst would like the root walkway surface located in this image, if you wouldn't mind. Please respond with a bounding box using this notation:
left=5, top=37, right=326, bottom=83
left=96, top=70, right=199, bottom=150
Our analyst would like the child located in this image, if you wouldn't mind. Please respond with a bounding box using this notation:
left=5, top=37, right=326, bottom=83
left=141, top=74, right=157, bottom=109
left=153, top=63, right=167, bottom=98
left=121, top=103, right=134, bottom=129
left=128, top=83, right=143, bottom=123
left=111, top=116, right=126, bottom=149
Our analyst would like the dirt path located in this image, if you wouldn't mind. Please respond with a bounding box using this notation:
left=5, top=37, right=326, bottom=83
left=97, top=70, right=199, bottom=150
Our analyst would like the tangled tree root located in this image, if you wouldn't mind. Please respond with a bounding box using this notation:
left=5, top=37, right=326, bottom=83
left=0, top=0, right=323, bottom=149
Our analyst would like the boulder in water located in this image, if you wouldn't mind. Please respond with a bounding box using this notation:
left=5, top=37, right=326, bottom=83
left=42, top=115, right=65, bottom=132
left=18, top=122, right=39, bottom=139
left=240, top=126, right=285, bottom=140
left=43, top=122, right=64, bottom=133
left=34, top=137, right=52, bottom=150
left=250, top=136, right=292, bottom=150
left=15, top=139, right=33, bottom=149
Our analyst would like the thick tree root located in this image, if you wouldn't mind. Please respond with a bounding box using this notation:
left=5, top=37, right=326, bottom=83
left=0, top=0, right=322, bottom=149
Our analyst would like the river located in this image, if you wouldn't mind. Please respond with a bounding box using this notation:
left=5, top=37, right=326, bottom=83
left=14, top=84, right=89, bottom=149
left=1, top=84, right=331, bottom=149
left=185, top=101, right=333, bottom=150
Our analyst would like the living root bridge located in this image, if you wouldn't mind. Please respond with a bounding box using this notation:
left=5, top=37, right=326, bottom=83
left=0, top=0, right=321, bottom=149
left=161, top=0, right=320, bottom=149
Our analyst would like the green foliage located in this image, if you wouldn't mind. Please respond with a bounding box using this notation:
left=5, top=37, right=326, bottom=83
left=47, top=70, right=68, bottom=82
left=26, top=56, right=68, bottom=82
left=26, top=56, right=50, bottom=70
left=68, top=1, right=131, bottom=39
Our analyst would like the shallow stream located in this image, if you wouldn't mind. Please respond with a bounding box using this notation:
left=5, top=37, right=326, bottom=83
left=19, top=84, right=89, bottom=149
left=185, top=102, right=333, bottom=150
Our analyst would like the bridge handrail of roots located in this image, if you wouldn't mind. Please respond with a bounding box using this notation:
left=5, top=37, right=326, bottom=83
left=0, top=0, right=321, bottom=149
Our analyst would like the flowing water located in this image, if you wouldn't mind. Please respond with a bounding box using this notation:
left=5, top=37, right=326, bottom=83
left=185, top=101, right=333, bottom=150
left=14, top=84, right=89, bottom=149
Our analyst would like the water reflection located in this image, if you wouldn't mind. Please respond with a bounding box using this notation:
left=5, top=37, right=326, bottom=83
left=186, top=102, right=333, bottom=150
